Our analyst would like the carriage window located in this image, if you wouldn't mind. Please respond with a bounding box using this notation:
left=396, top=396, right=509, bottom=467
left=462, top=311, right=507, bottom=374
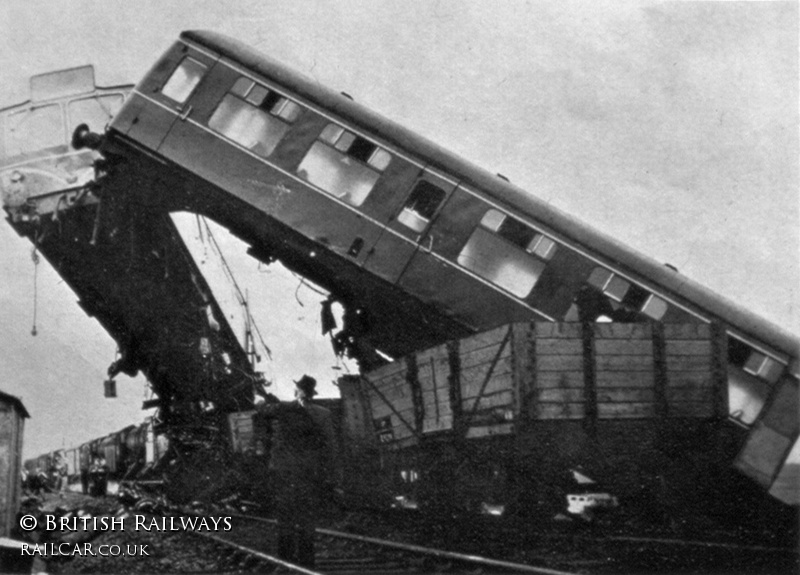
left=297, top=123, right=392, bottom=207
left=6, top=104, right=64, bottom=156
left=528, top=235, right=557, bottom=260
left=68, top=95, right=125, bottom=133
left=397, top=180, right=447, bottom=233
left=457, top=209, right=556, bottom=299
left=728, top=336, right=783, bottom=384
left=587, top=267, right=668, bottom=320
left=209, top=78, right=301, bottom=157
left=161, top=57, right=207, bottom=104
left=749, top=355, right=782, bottom=382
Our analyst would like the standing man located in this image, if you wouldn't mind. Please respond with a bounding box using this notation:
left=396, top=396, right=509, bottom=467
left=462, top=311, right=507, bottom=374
left=52, top=452, right=68, bottom=498
left=257, top=375, right=340, bottom=568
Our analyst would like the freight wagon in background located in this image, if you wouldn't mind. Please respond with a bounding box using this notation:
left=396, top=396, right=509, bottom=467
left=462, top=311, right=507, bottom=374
left=22, top=416, right=170, bottom=496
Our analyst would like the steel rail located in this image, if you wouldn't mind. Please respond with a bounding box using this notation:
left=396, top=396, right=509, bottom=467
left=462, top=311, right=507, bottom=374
left=601, top=534, right=798, bottom=554
left=187, top=529, right=325, bottom=575
left=227, top=513, right=579, bottom=575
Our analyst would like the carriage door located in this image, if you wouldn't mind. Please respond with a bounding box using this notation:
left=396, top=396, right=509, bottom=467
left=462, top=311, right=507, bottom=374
left=116, top=43, right=217, bottom=151
left=363, top=168, right=457, bottom=283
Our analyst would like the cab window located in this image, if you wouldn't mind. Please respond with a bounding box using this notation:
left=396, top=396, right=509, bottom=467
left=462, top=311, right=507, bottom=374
left=161, top=57, right=207, bottom=104
left=6, top=104, right=64, bottom=156
left=457, top=209, right=556, bottom=299
left=297, top=123, right=392, bottom=207
left=68, top=95, right=125, bottom=133
left=209, top=77, right=302, bottom=158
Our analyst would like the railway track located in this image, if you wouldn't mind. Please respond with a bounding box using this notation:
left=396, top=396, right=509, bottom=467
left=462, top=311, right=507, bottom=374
left=186, top=512, right=798, bottom=575
left=121, top=481, right=796, bottom=574
left=184, top=512, right=579, bottom=575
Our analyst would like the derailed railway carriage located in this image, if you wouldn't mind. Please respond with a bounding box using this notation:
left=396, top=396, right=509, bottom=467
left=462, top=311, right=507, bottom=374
left=82, top=30, right=798, bottom=508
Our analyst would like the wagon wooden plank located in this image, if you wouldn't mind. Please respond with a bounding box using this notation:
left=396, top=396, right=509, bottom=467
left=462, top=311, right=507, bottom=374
left=664, top=341, right=713, bottom=356
left=662, top=324, right=712, bottom=340
left=536, top=355, right=585, bottom=372
left=595, top=355, right=655, bottom=371
left=666, top=373, right=714, bottom=388
left=537, top=388, right=586, bottom=402
left=594, top=323, right=652, bottom=339
left=460, top=352, right=514, bottom=373
left=535, top=323, right=583, bottom=339
left=461, top=371, right=514, bottom=399
left=596, top=388, right=656, bottom=402
left=369, top=403, right=415, bottom=423
left=535, top=371, right=585, bottom=389
left=597, top=402, right=654, bottom=418
left=595, top=372, right=654, bottom=388
left=368, top=396, right=415, bottom=416
left=421, top=394, right=453, bottom=416
left=535, top=339, right=584, bottom=355
left=594, top=340, right=654, bottom=355
left=368, top=387, right=412, bottom=407
left=365, top=363, right=407, bottom=384
left=461, top=389, right=514, bottom=409
left=665, top=356, right=712, bottom=371
left=535, top=403, right=585, bottom=419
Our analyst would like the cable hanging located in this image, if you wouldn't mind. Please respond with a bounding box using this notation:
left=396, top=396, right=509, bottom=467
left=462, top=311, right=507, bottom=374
left=200, top=217, right=272, bottom=361
left=31, top=246, right=39, bottom=336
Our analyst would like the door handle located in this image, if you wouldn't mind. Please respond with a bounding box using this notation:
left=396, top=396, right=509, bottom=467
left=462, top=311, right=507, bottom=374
left=179, top=105, right=193, bottom=121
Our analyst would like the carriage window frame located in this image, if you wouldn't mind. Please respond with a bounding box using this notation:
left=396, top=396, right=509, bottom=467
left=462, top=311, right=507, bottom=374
left=160, top=57, right=208, bottom=104
left=208, top=77, right=302, bottom=158
left=456, top=208, right=557, bottom=299
left=728, top=335, right=784, bottom=384
left=587, top=267, right=669, bottom=320
left=397, top=180, right=448, bottom=233
left=296, top=122, right=392, bottom=207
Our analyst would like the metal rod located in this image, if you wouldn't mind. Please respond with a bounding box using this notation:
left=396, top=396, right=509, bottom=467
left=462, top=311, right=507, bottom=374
left=224, top=513, right=578, bottom=575
left=314, top=526, right=578, bottom=575
left=188, top=529, right=325, bottom=575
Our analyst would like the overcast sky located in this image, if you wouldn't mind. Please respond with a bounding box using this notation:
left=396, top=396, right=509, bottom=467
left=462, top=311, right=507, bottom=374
left=1, top=0, right=797, bottom=459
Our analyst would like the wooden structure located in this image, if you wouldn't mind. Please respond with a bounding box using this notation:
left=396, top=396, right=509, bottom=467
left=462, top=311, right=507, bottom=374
left=336, top=321, right=762, bottom=517
left=0, top=391, right=28, bottom=538
left=342, top=322, right=727, bottom=450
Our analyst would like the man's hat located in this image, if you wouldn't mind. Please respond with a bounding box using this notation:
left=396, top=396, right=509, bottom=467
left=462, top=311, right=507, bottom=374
left=294, top=375, right=317, bottom=397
